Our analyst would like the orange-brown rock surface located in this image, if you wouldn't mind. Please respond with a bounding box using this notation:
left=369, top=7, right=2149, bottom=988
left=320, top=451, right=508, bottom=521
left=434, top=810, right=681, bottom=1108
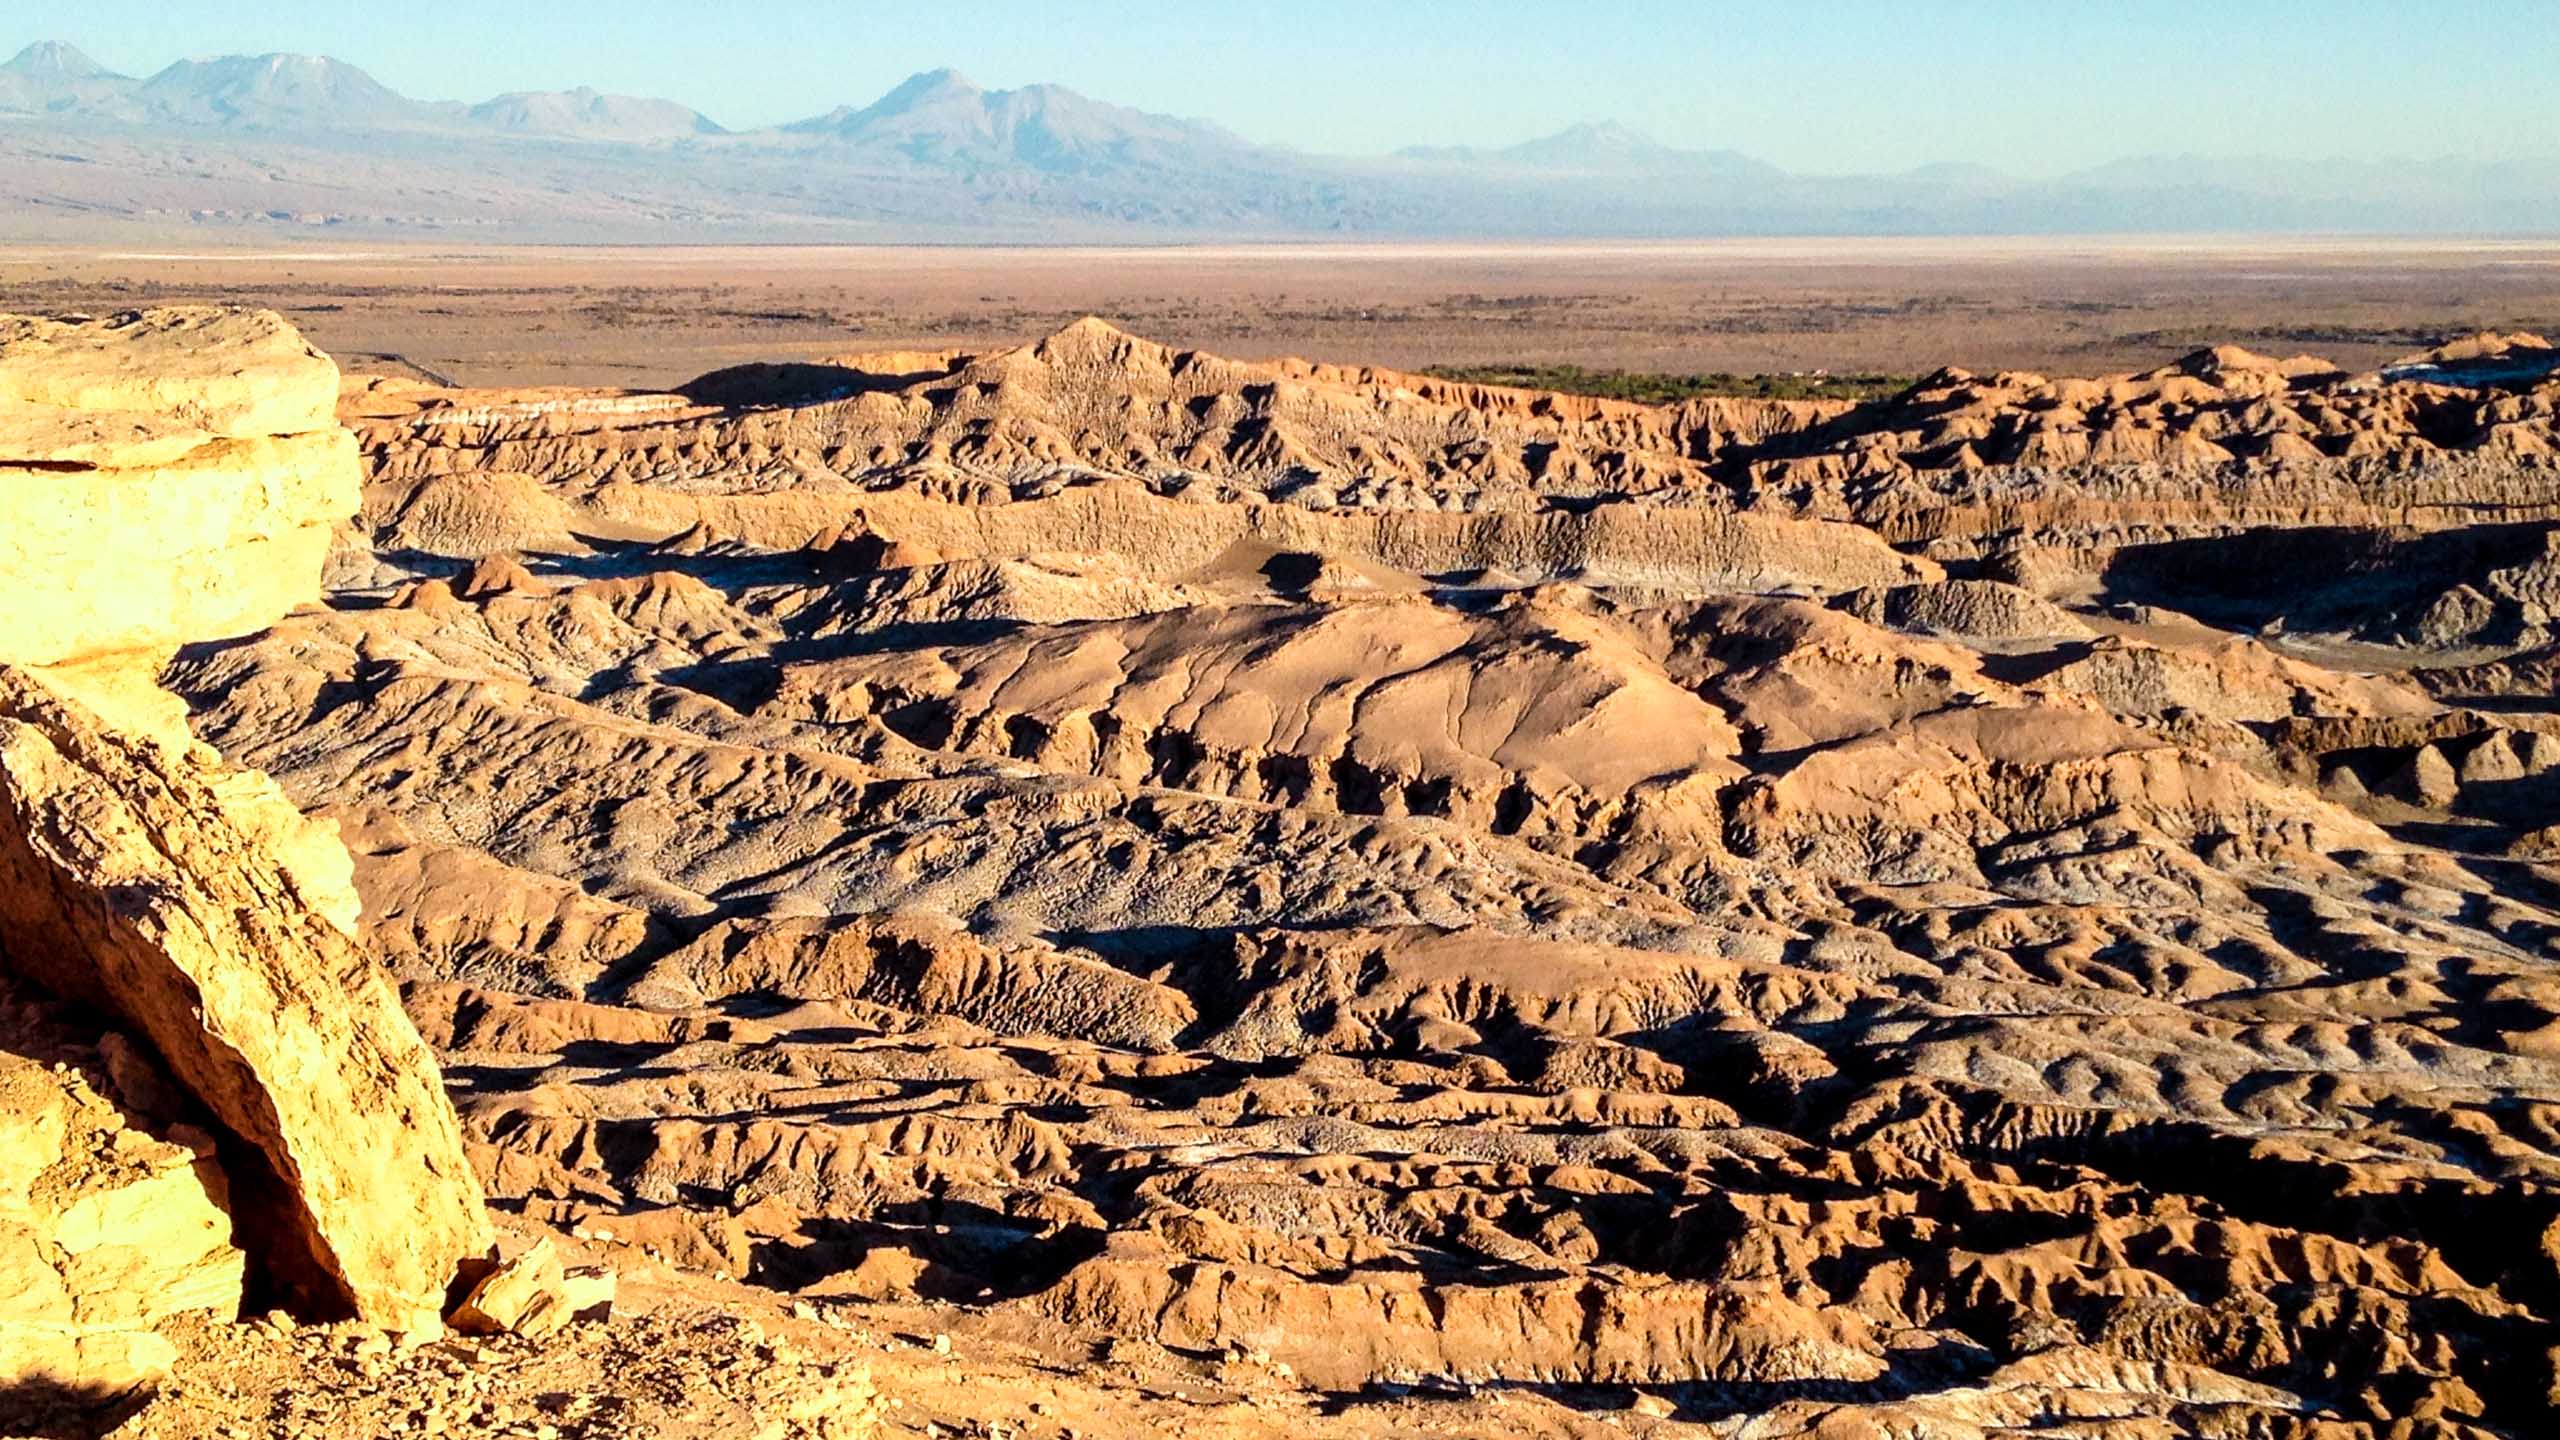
left=110, top=318, right=2560, bottom=1436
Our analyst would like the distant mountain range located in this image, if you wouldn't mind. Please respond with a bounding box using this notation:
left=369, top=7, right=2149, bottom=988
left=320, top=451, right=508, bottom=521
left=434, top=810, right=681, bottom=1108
left=1399, top=121, right=1780, bottom=181
left=0, top=44, right=725, bottom=141
left=2, top=40, right=2553, bottom=242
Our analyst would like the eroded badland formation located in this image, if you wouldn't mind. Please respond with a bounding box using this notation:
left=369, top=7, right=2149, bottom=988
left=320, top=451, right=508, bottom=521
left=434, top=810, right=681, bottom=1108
left=7, top=306, right=2560, bottom=1437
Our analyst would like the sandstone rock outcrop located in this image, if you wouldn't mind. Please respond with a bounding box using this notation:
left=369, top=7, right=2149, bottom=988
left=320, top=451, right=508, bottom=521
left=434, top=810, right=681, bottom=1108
left=0, top=308, right=356, bottom=685
left=0, top=309, right=490, bottom=1398
left=0, top=673, right=491, bottom=1332
left=0, top=307, right=362, bottom=931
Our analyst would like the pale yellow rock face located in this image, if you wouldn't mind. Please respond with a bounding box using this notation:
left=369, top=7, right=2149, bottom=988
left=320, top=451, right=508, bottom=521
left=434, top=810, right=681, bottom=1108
left=0, top=430, right=356, bottom=670
left=0, top=671, right=492, bottom=1332
left=0, top=306, right=362, bottom=932
left=0, top=994, right=246, bottom=1394
left=0, top=307, right=341, bottom=448
left=0, top=666, right=494, bottom=1332
left=0, top=307, right=358, bottom=673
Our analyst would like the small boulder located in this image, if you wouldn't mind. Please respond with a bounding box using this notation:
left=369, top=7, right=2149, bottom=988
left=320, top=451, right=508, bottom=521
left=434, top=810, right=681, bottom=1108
left=451, top=1237, right=614, bottom=1338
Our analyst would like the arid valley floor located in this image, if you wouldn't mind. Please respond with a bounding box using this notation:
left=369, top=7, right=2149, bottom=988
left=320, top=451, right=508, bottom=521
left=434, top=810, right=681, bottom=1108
left=9, top=239, right=2560, bottom=386
left=7, top=246, right=2560, bottom=1439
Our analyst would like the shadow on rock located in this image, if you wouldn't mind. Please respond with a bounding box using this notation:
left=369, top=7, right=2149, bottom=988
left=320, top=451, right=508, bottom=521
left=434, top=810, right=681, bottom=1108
left=0, top=1379, right=154, bottom=1440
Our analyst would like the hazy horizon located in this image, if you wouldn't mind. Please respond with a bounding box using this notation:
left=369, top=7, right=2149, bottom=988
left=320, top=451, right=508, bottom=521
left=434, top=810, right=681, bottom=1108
left=26, top=0, right=2560, bottom=179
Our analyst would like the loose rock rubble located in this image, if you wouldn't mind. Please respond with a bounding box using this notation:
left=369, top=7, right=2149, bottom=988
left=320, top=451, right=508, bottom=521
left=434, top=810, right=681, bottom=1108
left=94, top=1248, right=885, bottom=1440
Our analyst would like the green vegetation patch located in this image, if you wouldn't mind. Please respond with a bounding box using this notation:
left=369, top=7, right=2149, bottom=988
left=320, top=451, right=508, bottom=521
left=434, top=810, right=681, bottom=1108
left=1421, top=363, right=1916, bottom=405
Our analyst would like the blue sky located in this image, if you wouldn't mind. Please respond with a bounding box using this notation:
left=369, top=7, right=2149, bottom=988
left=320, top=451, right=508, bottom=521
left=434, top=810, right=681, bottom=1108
left=28, top=1, right=2558, bottom=175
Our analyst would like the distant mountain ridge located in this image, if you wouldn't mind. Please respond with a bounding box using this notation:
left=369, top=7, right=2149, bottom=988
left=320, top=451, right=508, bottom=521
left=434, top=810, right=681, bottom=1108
left=1399, top=121, right=1778, bottom=180
left=775, top=67, right=1257, bottom=174
left=0, top=39, right=132, bottom=114
left=131, top=52, right=455, bottom=129
left=3, top=39, right=108, bottom=81
left=0, top=39, right=2552, bottom=241
left=468, top=87, right=724, bottom=142
left=0, top=42, right=720, bottom=140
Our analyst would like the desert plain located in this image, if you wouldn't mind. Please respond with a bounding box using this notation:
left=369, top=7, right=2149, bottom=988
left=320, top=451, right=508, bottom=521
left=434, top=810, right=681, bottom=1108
left=7, top=237, right=2559, bottom=386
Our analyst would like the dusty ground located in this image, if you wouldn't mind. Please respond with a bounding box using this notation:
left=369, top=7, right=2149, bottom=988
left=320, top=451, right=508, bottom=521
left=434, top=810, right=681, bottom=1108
left=34, top=1219, right=1642, bottom=1440
left=1, top=238, right=2555, bottom=388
